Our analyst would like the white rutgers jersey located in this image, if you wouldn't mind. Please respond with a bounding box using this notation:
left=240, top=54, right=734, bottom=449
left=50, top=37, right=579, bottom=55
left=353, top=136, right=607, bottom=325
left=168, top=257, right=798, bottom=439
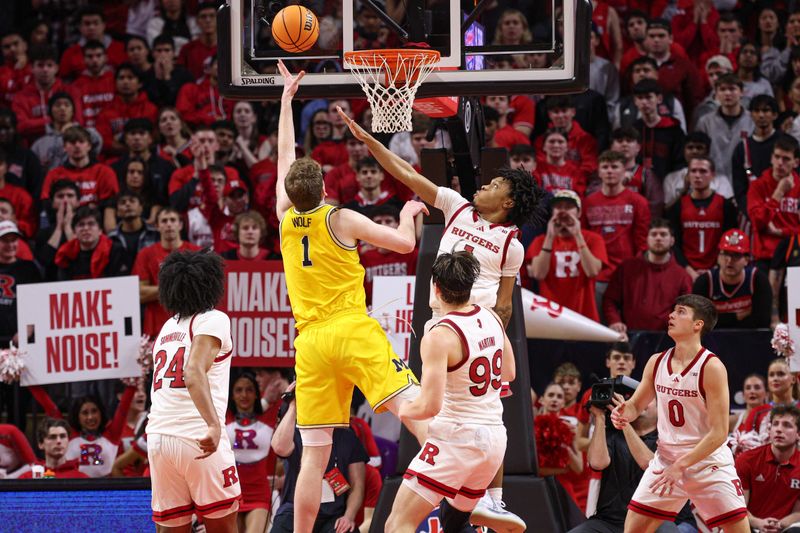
left=148, top=309, right=234, bottom=441
left=654, top=347, right=718, bottom=450
left=430, top=188, right=524, bottom=314
left=432, top=305, right=506, bottom=426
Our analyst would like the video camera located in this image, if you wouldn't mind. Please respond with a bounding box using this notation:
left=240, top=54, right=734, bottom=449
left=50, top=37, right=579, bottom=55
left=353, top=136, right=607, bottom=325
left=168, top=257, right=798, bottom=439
left=586, top=375, right=640, bottom=409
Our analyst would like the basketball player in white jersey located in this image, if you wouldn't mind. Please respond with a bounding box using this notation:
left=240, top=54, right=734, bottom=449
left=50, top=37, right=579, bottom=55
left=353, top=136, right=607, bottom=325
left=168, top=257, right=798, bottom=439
left=611, top=294, right=749, bottom=533
left=385, top=251, right=515, bottom=533
left=339, top=107, right=543, bottom=531
left=147, top=250, right=240, bottom=532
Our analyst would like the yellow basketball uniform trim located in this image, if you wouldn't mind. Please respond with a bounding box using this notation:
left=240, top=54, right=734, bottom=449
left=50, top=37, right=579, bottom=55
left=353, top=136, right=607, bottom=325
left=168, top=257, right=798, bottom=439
left=280, top=204, right=366, bottom=330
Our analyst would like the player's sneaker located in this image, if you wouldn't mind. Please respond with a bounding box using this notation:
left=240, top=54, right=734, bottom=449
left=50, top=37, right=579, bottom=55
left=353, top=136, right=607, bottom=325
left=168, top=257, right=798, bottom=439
left=470, top=493, right=526, bottom=532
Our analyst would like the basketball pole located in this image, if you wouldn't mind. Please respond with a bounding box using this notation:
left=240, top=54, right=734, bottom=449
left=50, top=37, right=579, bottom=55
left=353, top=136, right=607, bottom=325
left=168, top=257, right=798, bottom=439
left=369, top=99, right=578, bottom=532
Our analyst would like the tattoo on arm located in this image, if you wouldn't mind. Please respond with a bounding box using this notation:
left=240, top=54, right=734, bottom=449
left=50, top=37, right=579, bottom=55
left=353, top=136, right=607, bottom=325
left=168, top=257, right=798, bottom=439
left=494, top=305, right=512, bottom=328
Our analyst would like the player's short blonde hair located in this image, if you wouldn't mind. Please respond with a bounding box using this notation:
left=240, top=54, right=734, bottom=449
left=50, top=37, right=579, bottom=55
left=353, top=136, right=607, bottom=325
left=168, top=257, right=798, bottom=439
left=285, top=158, right=324, bottom=212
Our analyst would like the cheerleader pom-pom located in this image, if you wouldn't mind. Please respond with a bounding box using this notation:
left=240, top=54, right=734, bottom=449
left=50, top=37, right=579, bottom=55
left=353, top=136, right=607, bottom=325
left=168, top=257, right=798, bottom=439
left=0, top=344, right=26, bottom=384
left=772, top=324, right=795, bottom=358
left=122, top=336, right=155, bottom=386
left=535, top=413, right=573, bottom=468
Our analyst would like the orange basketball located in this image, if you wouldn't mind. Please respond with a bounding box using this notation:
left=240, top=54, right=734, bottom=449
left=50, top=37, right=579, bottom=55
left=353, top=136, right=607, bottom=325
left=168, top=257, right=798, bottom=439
left=272, top=5, right=319, bottom=53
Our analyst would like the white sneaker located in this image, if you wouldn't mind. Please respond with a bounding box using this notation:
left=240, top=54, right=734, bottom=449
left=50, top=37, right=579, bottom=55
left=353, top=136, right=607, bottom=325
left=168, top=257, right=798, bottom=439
left=470, top=493, right=527, bottom=532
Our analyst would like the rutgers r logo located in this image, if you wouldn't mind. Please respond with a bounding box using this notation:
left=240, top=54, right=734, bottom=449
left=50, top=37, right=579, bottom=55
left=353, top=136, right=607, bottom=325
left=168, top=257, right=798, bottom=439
left=419, top=443, right=440, bottom=465
left=222, top=466, right=239, bottom=488
left=0, top=275, right=15, bottom=298
left=791, top=479, right=800, bottom=489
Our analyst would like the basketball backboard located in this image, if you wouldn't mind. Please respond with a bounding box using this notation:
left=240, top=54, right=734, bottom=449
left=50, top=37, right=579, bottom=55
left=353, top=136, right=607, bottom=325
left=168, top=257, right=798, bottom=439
left=218, top=0, right=591, bottom=100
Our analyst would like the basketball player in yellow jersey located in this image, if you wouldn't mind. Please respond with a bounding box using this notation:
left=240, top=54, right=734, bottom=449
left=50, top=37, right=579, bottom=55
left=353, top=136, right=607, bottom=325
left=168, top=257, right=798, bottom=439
left=276, top=60, right=429, bottom=533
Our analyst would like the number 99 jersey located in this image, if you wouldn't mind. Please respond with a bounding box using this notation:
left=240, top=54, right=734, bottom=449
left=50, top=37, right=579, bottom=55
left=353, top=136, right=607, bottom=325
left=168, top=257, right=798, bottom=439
left=147, top=310, right=234, bottom=440
left=430, top=305, right=506, bottom=426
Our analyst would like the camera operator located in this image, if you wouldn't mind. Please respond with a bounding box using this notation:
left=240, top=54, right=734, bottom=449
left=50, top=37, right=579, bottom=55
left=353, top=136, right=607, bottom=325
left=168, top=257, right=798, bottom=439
left=568, top=396, right=696, bottom=533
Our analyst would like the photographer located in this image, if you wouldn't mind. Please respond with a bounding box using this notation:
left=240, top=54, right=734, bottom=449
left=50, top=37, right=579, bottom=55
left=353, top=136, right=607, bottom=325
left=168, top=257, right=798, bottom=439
left=568, top=397, right=696, bottom=533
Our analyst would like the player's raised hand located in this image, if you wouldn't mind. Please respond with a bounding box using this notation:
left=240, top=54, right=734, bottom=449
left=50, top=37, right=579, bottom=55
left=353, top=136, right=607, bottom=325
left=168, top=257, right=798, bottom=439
left=336, top=106, right=370, bottom=142
left=400, top=200, right=430, bottom=219
left=277, top=59, right=305, bottom=101
left=195, top=424, right=221, bottom=459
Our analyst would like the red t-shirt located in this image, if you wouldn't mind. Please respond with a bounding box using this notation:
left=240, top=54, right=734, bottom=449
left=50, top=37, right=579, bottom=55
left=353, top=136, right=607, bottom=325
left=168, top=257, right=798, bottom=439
left=533, top=160, right=586, bottom=196
left=177, top=40, right=217, bottom=80
left=525, top=231, right=607, bottom=321
left=0, top=182, right=35, bottom=237
left=60, top=40, right=127, bottom=80
left=132, top=241, right=202, bottom=336
left=70, top=69, right=116, bottom=128
left=493, top=125, right=531, bottom=150
left=747, top=170, right=800, bottom=261
left=736, top=444, right=800, bottom=520
left=311, top=141, right=348, bottom=169
left=18, top=459, right=89, bottom=479
left=41, top=162, right=119, bottom=206
left=582, top=188, right=651, bottom=282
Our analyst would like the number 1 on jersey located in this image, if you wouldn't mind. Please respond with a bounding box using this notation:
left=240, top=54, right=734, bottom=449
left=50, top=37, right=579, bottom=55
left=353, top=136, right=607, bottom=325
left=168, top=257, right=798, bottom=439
left=301, top=235, right=312, bottom=267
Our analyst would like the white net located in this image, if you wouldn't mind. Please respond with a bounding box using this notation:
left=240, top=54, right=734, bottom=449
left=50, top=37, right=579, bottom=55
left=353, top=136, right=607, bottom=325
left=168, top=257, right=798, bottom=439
left=344, top=49, right=440, bottom=133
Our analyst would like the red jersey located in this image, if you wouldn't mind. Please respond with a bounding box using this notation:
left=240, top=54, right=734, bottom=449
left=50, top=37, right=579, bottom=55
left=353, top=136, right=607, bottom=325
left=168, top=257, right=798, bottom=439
left=747, top=170, right=800, bottom=260
left=493, top=125, right=531, bottom=150
left=168, top=165, right=239, bottom=210
left=96, top=93, right=159, bottom=154
left=175, top=77, right=234, bottom=127
left=0, top=181, right=35, bottom=237
left=592, top=1, right=613, bottom=60
left=735, top=444, right=800, bottom=520
left=535, top=122, right=598, bottom=177
left=0, top=63, right=31, bottom=108
left=18, top=459, right=89, bottom=479
left=177, top=40, right=217, bottom=80
left=679, top=193, right=726, bottom=270
left=359, top=247, right=418, bottom=305
left=132, top=241, right=201, bottom=336
left=60, top=39, right=127, bottom=80
left=12, top=79, right=81, bottom=142
left=525, top=231, right=608, bottom=321
left=311, top=141, right=348, bottom=169
left=533, top=160, right=586, bottom=196
left=582, top=188, right=651, bottom=282
left=70, top=69, right=116, bottom=128
left=40, top=162, right=119, bottom=206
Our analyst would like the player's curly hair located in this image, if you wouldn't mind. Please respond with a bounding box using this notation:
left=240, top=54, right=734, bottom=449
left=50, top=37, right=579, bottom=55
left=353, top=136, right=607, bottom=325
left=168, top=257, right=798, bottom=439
left=496, top=167, right=547, bottom=228
left=158, top=250, right=225, bottom=320
left=431, top=251, right=481, bottom=305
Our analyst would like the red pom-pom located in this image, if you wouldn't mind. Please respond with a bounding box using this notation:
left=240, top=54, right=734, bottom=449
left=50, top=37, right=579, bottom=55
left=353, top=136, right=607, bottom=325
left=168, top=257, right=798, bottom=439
left=534, top=414, right=574, bottom=468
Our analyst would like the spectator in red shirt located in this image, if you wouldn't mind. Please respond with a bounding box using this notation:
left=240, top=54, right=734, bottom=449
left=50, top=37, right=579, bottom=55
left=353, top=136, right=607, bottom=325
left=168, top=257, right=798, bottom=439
left=748, top=135, right=800, bottom=272
left=156, top=106, right=193, bottom=167
left=603, top=219, right=693, bottom=335
left=582, top=150, right=650, bottom=309
left=735, top=405, right=800, bottom=533
left=40, top=126, right=119, bottom=232
left=175, top=55, right=233, bottom=127
left=358, top=204, right=418, bottom=306
left=533, top=129, right=586, bottom=196
left=0, top=148, right=35, bottom=237
left=670, top=0, right=720, bottom=68
left=308, top=110, right=346, bottom=173
left=19, top=419, right=88, bottom=479
left=197, top=162, right=250, bottom=253
left=96, top=63, right=159, bottom=157
left=12, top=45, right=77, bottom=144
left=177, top=1, right=218, bottom=80
left=70, top=40, right=116, bottom=128
left=610, top=127, right=663, bottom=217
left=55, top=206, right=127, bottom=280
left=535, top=96, right=598, bottom=177
left=133, top=207, right=201, bottom=337
left=527, top=190, right=607, bottom=321
left=509, top=144, right=536, bottom=176
left=0, top=31, right=31, bottom=108
left=697, top=13, right=744, bottom=75
left=553, top=362, right=584, bottom=421
left=221, top=211, right=274, bottom=261
left=342, top=157, right=403, bottom=214
left=645, top=20, right=703, bottom=116
left=485, top=95, right=531, bottom=151
left=59, top=5, right=127, bottom=81
left=324, top=130, right=370, bottom=206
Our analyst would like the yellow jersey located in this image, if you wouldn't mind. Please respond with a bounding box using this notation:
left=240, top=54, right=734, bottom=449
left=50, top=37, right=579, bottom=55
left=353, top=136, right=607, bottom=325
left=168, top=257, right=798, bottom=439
left=280, top=204, right=367, bottom=329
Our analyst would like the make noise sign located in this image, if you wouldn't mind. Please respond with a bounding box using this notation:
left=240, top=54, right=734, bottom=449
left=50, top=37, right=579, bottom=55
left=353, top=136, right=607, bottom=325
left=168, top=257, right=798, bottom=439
left=18, top=276, right=142, bottom=385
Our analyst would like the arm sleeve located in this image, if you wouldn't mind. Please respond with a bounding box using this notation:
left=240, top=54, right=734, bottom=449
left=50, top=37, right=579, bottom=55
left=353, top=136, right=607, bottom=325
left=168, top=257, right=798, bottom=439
left=602, top=266, right=624, bottom=324
left=29, top=385, right=63, bottom=419
left=747, top=183, right=778, bottom=231
left=169, top=176, right=199, bottom=211
left=433, top=187, right=469, bottom=222
left=191, top=310, right=232, bottom=345
left=501, top=239, right=525, bottom=277
left=0, top=424, right=36, bottom=463
left=633, top=196, right=652, bottom=252
left=106, top=385, right=136, bottom=443
left=588, top=232, right=608, bottom=266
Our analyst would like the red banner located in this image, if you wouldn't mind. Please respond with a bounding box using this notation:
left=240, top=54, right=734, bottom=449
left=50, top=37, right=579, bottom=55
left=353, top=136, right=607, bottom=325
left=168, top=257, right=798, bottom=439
left=220, top=261, right=296, bottom=367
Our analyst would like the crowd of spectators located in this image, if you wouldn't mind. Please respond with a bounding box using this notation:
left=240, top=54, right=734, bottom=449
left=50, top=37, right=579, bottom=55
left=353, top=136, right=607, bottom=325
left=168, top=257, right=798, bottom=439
left=0, top=0, right=798, bottom=531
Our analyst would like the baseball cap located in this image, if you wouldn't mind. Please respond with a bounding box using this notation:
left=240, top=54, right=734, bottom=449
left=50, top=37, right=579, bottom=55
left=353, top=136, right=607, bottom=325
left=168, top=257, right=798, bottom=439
left=223, top=178, right=249, bottom=196
left=705, top=54, right=733, bottom=73
left=718, top=229, right=749, bottom=254
left=550, top=189, right=581, bottom=210
left=0, top=220, right=22, bottom=239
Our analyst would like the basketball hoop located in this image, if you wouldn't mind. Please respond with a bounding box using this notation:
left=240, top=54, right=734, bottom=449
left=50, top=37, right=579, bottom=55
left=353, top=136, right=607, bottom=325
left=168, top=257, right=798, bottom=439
left=344, top=48, right=441, bottom=133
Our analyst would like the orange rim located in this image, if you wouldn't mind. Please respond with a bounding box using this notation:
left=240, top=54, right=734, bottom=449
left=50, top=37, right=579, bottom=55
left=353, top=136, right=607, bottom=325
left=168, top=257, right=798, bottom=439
left=344, top=49, right=441, bottom=69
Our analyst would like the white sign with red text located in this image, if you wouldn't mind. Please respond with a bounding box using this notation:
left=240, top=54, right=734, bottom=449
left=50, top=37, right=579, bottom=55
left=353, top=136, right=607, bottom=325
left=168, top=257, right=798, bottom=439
left=787, top=268, right=800, bottom=372
left=371, top=276, right=416, bottom=364
left=18, top=277, right=141, bottom=385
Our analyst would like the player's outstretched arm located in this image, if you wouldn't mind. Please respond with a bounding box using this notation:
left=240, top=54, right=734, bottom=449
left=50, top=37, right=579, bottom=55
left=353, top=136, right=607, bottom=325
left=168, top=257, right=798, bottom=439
left=332, top=201, right=428, bottom=253
left=336, top=106, right=438, bottom=206
left=499, top=318, right=516, bottom=383
left=184, top=334, right=223, bottom=459
left=611, top=352, right=657, bottom=429
left=398, top=329, right=451, bottom=421
left=275, top=60, right=305, bottom=222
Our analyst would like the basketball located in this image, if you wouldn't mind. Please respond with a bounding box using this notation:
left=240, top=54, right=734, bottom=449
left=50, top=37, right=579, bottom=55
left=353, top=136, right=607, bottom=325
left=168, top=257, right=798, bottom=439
left=272, top=5, right=319, bottom=53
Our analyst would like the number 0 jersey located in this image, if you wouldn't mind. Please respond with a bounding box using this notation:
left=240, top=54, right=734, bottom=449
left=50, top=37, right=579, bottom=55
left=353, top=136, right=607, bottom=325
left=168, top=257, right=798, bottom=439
left=654, top=347, right=718, bottom=451
left=431, top=305, right=506, bottom=426
left=280, top=204, right=367, bottom=330
left=147, top=309, right=234, bottom=440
